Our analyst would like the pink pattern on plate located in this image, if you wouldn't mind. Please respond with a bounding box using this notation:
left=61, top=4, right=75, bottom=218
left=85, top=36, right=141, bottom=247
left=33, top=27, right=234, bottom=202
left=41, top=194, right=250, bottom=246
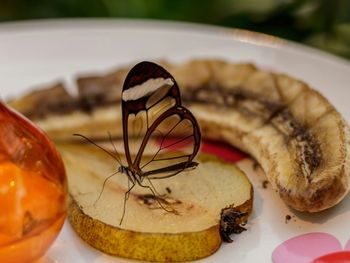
left=346, top=240, right=350, bottom=251
left=272, top=233, right=350, bottom=263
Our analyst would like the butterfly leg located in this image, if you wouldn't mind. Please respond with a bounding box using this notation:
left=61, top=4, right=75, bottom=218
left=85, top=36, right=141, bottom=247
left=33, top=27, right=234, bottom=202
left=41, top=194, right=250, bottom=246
left=146, top=177, right=164, bottom=197
left=120, top=179, right=136, bottom=225
left=136, top=177, right=175, bottom=214
left=94, top=170, right=121, bottom=206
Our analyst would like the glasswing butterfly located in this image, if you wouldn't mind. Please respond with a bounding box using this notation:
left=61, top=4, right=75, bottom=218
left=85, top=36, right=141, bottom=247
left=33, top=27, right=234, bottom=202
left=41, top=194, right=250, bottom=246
left=76, top=61, right=201, bottom=224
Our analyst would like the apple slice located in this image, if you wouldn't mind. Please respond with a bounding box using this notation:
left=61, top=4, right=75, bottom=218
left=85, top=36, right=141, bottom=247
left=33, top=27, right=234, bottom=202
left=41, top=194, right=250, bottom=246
left=57, top=142, right=253, bottom=262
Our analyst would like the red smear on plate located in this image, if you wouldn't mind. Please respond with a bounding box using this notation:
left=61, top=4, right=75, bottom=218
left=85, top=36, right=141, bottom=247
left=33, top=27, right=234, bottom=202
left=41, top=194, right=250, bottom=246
left=156, top=137, right=247, bottom=163
left=201, top=139, right=247, bottom=163
left=313, top=251, right=350, bottom=263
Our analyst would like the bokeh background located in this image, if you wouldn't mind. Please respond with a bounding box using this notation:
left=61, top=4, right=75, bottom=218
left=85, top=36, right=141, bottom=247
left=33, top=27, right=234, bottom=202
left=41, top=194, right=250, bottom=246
left=1, top=0, right=350, bottom=60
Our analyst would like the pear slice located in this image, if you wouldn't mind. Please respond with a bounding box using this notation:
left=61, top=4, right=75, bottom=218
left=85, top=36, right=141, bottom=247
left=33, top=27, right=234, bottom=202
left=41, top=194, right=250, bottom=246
left=57, top=143, right=253, bottom=262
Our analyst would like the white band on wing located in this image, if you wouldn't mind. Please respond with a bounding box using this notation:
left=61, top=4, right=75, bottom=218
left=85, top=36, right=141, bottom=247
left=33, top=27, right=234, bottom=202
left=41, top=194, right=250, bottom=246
left=122, top=78, right=174, bottom=101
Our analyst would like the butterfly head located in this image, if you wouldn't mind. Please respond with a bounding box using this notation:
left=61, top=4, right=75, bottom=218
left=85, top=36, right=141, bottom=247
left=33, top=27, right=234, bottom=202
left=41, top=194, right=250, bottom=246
left=118, top=165, right=129, bottom=175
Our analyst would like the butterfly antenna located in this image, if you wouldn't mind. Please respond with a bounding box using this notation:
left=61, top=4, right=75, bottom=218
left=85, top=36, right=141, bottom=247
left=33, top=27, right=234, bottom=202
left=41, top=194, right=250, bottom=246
left=73, top=133, right=121, bottom=163
left=93, top=170, right=121, bottom=206
left=107, top=132, right=122, bottom=166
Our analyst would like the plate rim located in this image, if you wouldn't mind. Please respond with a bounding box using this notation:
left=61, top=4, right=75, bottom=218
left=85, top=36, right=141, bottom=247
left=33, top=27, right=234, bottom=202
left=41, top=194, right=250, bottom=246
left=0, top=18, right=349, bottom=70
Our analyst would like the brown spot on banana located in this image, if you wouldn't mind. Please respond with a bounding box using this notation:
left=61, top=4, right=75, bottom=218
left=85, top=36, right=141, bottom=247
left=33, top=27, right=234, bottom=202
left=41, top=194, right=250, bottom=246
left=183, top=84, right=322, bottom=183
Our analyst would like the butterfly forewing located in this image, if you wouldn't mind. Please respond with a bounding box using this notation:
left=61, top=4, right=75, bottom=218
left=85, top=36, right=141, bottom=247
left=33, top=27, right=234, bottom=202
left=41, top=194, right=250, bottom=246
left=121, top=61, right=201, bottom=178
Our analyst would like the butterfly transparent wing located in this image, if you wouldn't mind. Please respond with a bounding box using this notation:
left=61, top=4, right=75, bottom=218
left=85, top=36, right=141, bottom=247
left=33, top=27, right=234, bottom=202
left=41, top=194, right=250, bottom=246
left=121, top=61, right=201, bottom=179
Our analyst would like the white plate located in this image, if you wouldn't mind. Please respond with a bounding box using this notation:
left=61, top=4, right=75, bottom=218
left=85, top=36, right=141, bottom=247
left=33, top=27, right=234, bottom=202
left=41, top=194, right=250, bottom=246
left=1, top=19, right=350, bottom=263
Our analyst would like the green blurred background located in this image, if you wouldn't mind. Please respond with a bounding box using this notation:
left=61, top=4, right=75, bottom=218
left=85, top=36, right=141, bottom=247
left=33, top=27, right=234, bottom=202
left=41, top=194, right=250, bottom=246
left=1, top=0, right=350, bottom=60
